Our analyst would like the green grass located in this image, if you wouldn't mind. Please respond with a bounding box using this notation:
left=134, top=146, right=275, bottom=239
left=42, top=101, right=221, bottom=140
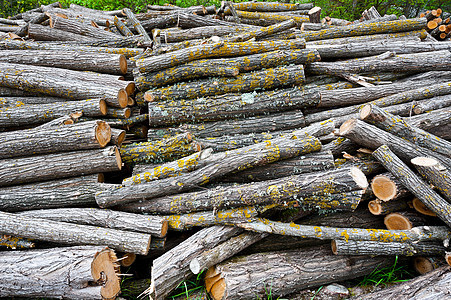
left=167, top=270, right=211, bottom=300
left=356, top=256, right=414, bottom=287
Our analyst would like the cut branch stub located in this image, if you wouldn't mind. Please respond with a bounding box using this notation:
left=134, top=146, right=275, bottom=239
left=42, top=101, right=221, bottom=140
left=91, top=248, right=121, bottom=300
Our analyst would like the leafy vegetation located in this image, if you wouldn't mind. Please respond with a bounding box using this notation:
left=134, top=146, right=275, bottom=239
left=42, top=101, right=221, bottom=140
left=355, top=256, right=414, bottom=287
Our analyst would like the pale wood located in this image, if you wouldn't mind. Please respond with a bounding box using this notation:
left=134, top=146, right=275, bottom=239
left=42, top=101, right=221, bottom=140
left=411, top=157, right=451, bottom=202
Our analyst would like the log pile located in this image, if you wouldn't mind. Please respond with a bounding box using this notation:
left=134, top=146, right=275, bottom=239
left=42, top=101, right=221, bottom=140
left=1, top=1, right=451, bottom=299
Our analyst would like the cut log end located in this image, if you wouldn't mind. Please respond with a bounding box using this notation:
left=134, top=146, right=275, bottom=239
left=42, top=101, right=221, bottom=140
left=331, top=240, right=338, bottom=254
left=446, top=253, right=451, bottom=267
left=124, top=108, right=131, bottom=118
left=99, top=99, right=108, bottom=115
left=95, top=121, right=112, bottom=148
left=412, top=197, right=437, bottom=216
left=118, top=89, right=128, bottom=108
left=384, top=213, right=412, bottom=230
left=359, top=104, right=373, bottom=120
left=119, top=253, right=136, bottom=267
left=371, top=175, right=397, bottom=202
left=339, top=118, right=357, bottom=136
left=350, top=166, right=368, bottom=190
left=114, top=147, right=122, bottom=170
left=413, top=256, right=436, bottom=274
left=125, top=82, right=135, bottom=96
left=368, top=199, right=382, bottom=215
left=411, top=156, right=439, bottom=167
left=160, top=220, right=169, bottom=237
left=91, top=248, right=121, bottom=300
left=205, top=267, right=220, bottom=292
left=119, top=55, right=127, bottom=75
left=190, top=258, right=201, bottom=274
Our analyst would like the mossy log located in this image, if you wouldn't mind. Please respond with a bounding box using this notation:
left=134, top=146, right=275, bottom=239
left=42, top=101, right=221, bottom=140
left=0, top=120, right=110, bottom=159
left=147, top=110, right=306, bottom=140
left=237, top=218, right=450, bottom=243
left=158, top=25, right=247, bottom=43
left=312, top=40, right=451, bottom=59
left=116, top=167, right=367, bottom=214
left=234, top=10, right=309, bottom=26
left=50, top=16, right=120, bottom=40
left=165, top=206, right=260, bottom=231
left=113, top=15, right=133, bottom=36
left=135, top=39, right=305, bottom=73
left=0, top=246, right=120, bottom=299
left=219, top=150, right=335, bottom=183
left=0, top=63, right=128, bottom=108
left=299, top=18, right=427, bottom=41
left=205, top=245, right=392, bottom=300
left=136, top=49, right=318, bottom=89
left=0, top=211, right=150, bottom=254
left=0, top=38, right=143, bottom=58
left=371, top=172, right=411, bottom=202
left=230, top=1, right=313, bottom=12
left=122, top=149, right=211, bottom=186
left=306, top=50, right=451, bottom=76
left=28, top=23, right=97, bottom=42
left=0, top=98, right=106, bottom=128
left=176, top=11, right=254, bottom=29
left=0, top=235, right=35, bottom=249
left=339, top=119, right=451, bottom=168
left=148, top=226, right=241, bottom=300
left=225, top=19, right=296, bottom=42
left=373, top=145, right=451, bottom=228
left=144, top=65, right=305, bottom=102
left=96, top=135, right=321, bottom=208
left=0, top=50, right=127, bottom=75
left=119, top=133, right=196, bottom=164
left=412, top=157, right=451, bottom=202
left=354, top=266, right=451, bottom=300
left=360, top=104, right=451, bottom=157
left=335, top=156, right=385, bottom=176
left=0, top=146, right=121, bottom=187
left=331, top=240, right=445, bottom=256
left=18, top=207, right=167, bottom=237
left=0, top=96, right=80, bottom=106
left=148, top=89, right=319, bottom=126
left=322, top=137, right=358, bottom=156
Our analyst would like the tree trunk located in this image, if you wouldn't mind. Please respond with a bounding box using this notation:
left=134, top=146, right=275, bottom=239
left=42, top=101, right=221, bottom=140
left=0, top=146, right=121, bottom=187
left=331, top=240, right=445, bottom=256
left=28, top=23, right=97, bottom=42
left=0, top=211, right=151, bottom=254
left=0, top=49, right=127, bottom=75
left=306, top=50, right=451, bottom=76
left=96, top=135, right=321, bottom=208
left=0, top=246, right=120, bottom=299
left=135, top=39, right=305, bottom=73
left=18, top=207, right=167, bottom=237
left=0, top=63, right=128, bottom=108
left=206, top=245, right=393, bottom=300
left=116, top=167, right=367, bottom=214
left=0, top=120, right=111, bottom=159
left=352, top=266, right=451, bottom=300
left=144, top=65, right=305, bottom=102
left=360, top=104, right=451, bottom=158
left=372, top=145, right=451, bottom=228
left=147, top=226, right=242, bottom=300
left=299, top=18, right=427, bottom=41
left=411, top=157, right=451, bottom=202
left=50, top=16, right=120, bottom=40
left=308, top=6, right=321, bottom=23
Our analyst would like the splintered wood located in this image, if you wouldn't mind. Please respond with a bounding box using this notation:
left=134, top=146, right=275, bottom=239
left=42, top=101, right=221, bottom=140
left=0, top=1, right=451, bottom=300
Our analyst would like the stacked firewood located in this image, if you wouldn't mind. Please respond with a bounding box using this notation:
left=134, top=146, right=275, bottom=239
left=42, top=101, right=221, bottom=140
left=1, top=1, right=451, bottom=299
left=420, top=8, right=451, bottom=41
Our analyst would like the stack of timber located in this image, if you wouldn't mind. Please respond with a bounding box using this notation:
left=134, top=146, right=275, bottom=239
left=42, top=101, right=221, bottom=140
left=1, top=1, right=451, bottom=299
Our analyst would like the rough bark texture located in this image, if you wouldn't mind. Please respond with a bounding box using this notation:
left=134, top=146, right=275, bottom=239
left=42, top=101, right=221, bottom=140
left=372, top=145, right=451, bottom=228
left=28, top=23, right=97, bottom=42
left=368, top=198, right=411, bottom=215
left=0, top=120, right=110, bottom=159
left=51, top=16, right=120, bottom=40
left=0, top=211, right=151, bottom=254
left=206, top=245, right=393, bottom=300
left=0, top=246, right=114, bottom=299
left=234, top=10, right=309, bottom=26
left=225, top=19, right=296, bottom=43
left=0, top=146, right=121, bottom=187
left=18, top=207, right=167, bottom=237
left=331, top=240, right=445, bottom=256
left=411, top=157, right=451, bottom=202
left=230, top=1, right=313, bottom=12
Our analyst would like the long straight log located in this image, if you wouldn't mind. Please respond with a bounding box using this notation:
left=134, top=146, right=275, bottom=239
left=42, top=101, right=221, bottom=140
left=407, top=107, right=451, bottom=132
left=28, top=23, right=97, bottom=42
left=0, top=98, right=107, bottom=127
left=368, top=198, right=411, bottom=215
left=231, top=2, right=313, bottom=12
left=331, top=240, right=445, bottom=256
left=147, top=225, right=241, bottom=300
left=299, top=18, right=427, bottom=41
left=234, top=10, right=309, bottom=26
left=135, top=39, right=305, bottom=73
left=158, top=25, right=247, bottom=43
left=176, top=12, right=255, bottom=29
left=0, top=63, right=128, bottom=108
left=51, top=16, right=120, bottom=40
left=96, top=135, right=321, bottom=208
left=0, top=246, right=120, bottom=299
left=0, top=120, right=110, bottom=159
left=144, top=65, right=305, bottom=102
left=360, top=104, right=451, bottom=157
left=0, top=146, right=121, bottom=187
left=0, top=211, right=150, bottom=254
left=206, top=245, right=392, bottom=300
left=116, top=167, right=367, bottom=214
left=18, top=208, right=167, bottom=237
left=339, top=119, right=451, bottom=168
left=411, top=157, right=451, bottom=202
left=373, top=145, right=451, bottom=228
left=306, top=50, right=451, bottom=76
left=0, top=50, right=127, bottom=75
left=225, top=19, right=296, bottom=42
left=122, top=8, right=151, bottom=42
